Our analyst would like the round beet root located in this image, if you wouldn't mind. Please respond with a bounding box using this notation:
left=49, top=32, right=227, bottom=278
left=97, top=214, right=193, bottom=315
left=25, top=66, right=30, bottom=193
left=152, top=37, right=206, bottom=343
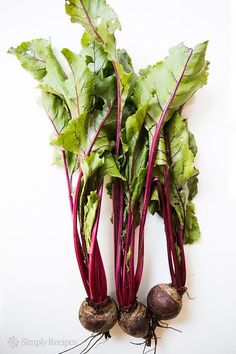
left=147, top=283, right=182, bottom=320
left=118, top=302, right=149, bottom=338
left=79, top=296, right=118, bottom=333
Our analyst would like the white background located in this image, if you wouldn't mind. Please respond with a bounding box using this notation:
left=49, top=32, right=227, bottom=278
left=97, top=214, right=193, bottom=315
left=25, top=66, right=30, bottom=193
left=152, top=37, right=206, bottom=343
left=0, top=0, right=235, bottom=353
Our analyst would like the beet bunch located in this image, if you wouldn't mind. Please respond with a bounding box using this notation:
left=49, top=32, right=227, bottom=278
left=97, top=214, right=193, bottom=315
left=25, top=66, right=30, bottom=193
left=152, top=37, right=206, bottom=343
left=9, top=0, right=209, bottom=352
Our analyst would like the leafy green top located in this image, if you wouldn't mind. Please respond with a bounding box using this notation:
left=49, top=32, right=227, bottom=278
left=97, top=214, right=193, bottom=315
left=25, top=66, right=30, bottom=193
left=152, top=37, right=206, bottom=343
left=65, top=0, right=121, bottom=59
left=133, top=42, right=209, bottom=132
left=9, top=0, right=209, bottom=294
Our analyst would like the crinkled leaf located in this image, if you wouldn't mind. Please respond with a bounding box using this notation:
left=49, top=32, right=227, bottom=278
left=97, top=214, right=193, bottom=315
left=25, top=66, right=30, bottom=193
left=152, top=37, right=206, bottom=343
left=9, top=39, right=72, bottom=108
left=133, top=42, right=209, bottom=132
left=125, top=106, right=148, bottom=206
left=65, top=0, right=121, bottom=60
left=120, top=107, right=149, bottom=215
left=53, top=115, right=85, bottom=154
left=116, top=62, right=133, bottom=113
left=9, top=39, right=94, bottom=118
left=117, top=49, right=134, bottom=74
left=54, top=105, right=115, bottom=155
left=8, top=40, right=49, bottom=80
left=98, top=152, right=125, bottom=180
left=80, top=32, right=118, bottom=110
left=41, top=91, right=78, bottom=173
left=65, top=1, right=133, bottom=128
left=125, top=106, right=147, bottom=157
left=94, top=75, right=116, bottom=107
left=170, top=183, right=187, bottom=228
left=184, top=202, right=200, bottom=244
left=187, top=175, right=199, bottom=201
left=81, top=32, right=108, bottom=75
left=83, top=191, right=99, bottom=251
left=188, top=130, right=198, bottom=157
left=170, top=177, right=200, bottom=244
left=81, top=152, right=104, bottom=181
left=120, top=127, right=128, bottom=154
left=134, top=42, right=208, bottom=239
left=122, top=99, right=137, bottom=123
left=166, top=112, right=198, bottom=186
left=41, top=91, right=70, bottom=134
left=153, top=113, right=200, bottom=241
left=62, top=48, right=94, bottom=114
left=117, top=49, right=137, bottom=95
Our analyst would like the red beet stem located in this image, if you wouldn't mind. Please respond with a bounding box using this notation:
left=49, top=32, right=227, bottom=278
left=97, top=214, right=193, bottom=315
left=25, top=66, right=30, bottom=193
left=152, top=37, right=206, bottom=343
left=89, top=184, right=107, bottom=304
left=62, top=150, right=74, bottom=214
left=113, top=180, right=124, bottom=305
left=121, top=198, right=133, bottom=306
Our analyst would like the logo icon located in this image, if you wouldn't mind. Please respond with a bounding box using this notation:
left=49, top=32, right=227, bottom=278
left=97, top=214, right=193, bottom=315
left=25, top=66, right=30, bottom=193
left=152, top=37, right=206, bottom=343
left=8, top=336, right=19, bottom=348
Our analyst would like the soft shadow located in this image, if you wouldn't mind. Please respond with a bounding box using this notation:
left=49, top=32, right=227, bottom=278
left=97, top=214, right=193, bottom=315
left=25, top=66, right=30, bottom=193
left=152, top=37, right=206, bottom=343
left=110, top=322, right=123, bottom=340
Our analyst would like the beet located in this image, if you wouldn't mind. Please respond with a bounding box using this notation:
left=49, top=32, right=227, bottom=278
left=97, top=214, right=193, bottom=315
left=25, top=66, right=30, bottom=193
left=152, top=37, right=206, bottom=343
left=79, top=296, right=118, bottom=333
left=147, top=283, right=182, bottom=320
left=118, top=302, right=150, bottom=338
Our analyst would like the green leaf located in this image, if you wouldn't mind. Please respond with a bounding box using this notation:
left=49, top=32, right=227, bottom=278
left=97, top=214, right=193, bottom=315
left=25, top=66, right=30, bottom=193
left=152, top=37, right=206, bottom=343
left=9, top=39, right=94, bottom=118
left=152, top=113, right=200, bottom=239
left=125, top=106, right=148, bottom=206
left=166, top=112, right=198, bottom=186
left=169, top=175, right=200, bottom=245
left=52, top=146, right=78, bottom=175
left=184, top=202, right=200, bottom=244
left=149, top=186, right=160, bottom=215
left=41, top=91, right=78, bottom=173
left=116, top=62, right=134, bottom=113
left=83, top=191, right=99, bottom=251
left=188, top=130, right=198, bottom=157
left=94, top=74, right=116, bottom=107
left=9, top=39, right=69, bottom=99
left=81, top=32, right=108, bottom=75
left=41, top=91, right=70, bottom=134
left=62, top=47, right=94, bottom=115
left=125, top=106, right=147, bottom=156
left=54, top=105, right=115, bottom=155
left=8, top=40, right=50, bottom=80
left=81, top=152, right=104, bottom=181
left=133, top=41, right=209, bottom=131
left=65, top=1, right=133, bottom=129
left=99, top=152, right=125, bottom=180
left=156, top=133, right=167, bottom=166
left=120, top=127, right=129, bottom=154
left=131, top=167, right=147, bottom=208
left=65, top=0, right=121, bottom=60
left=53, top=115, right=85, bottom=154
left=170, top=183, right=187, bottom=228
left=187, top=175, right=198, bottom=201
left=117, top=49, right=134, bottom=74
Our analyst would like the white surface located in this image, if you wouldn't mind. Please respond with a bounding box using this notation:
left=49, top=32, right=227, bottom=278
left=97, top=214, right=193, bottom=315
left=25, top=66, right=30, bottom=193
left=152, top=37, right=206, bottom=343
left=0, top=0, right=235, bottom=353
